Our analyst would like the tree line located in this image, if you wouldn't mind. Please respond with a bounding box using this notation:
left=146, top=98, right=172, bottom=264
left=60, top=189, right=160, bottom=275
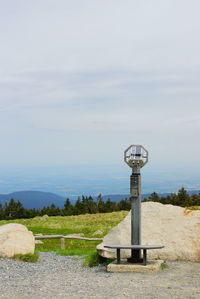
left=0, top=188, right=199, bottom=220
left=143, top=187, right=200, bottom=207
left=0, top=194, right=131, bottom=220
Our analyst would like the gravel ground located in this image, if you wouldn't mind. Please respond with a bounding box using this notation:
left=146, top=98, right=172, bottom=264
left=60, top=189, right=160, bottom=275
left=0, top=252, right=199, bottom=299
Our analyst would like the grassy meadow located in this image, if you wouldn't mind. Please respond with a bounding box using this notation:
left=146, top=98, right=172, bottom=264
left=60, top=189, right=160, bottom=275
left=0, top=211, right=128, bottom=257
left=1, top=206, right=199, bottom=264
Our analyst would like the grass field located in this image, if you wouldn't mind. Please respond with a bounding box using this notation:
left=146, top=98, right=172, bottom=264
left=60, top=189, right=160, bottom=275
left=1, top=206, right=199, bottom=264
left=0, top=211, right=128, bottom=257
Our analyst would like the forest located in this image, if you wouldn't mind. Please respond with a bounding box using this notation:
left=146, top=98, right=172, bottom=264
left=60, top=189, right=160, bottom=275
left=0, top=188, right=199, bottom=220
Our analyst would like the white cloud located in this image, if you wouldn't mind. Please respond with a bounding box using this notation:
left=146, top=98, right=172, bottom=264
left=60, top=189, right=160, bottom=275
left=0, top=0, right=200, bottom=73
left=0, top=0, right=199, bottom=171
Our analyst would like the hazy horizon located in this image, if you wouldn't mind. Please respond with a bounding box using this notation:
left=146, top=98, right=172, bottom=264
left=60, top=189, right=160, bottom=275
left=1, top=163, right=199, bottom=197
left=0, top=1, right=199, bottom=196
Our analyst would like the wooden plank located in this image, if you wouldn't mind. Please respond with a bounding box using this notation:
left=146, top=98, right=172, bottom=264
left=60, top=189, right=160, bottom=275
left=60, top=237, right=65, bottom=249
left=35, top=235, right=103, bottom=241
left=104, top=245, right=164, bottom=250
left=35, top=235, right=63, bottom=240
left=63, top=236, right=103, bottom=241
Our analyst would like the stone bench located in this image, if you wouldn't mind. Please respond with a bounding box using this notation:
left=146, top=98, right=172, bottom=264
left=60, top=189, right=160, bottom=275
left=104, top=245, right=164, bottom=266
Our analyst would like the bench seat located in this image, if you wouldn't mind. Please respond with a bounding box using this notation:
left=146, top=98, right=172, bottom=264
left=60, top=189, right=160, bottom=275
left=104, top=245, right=164, bottom=265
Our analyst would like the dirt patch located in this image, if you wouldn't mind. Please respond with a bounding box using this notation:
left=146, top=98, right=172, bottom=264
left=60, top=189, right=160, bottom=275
left=183, top=209, right=192, bottom=216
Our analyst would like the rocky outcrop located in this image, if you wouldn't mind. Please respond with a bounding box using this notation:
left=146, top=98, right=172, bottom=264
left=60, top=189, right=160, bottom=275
left=97, top=202, right=200, bottom=261
left=0, top=223, right=35, bottom=258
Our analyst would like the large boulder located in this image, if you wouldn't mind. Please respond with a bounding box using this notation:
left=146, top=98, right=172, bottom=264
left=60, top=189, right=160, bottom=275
left=97, top=202, right=200, bottom=261
left=0, top=223, right=35, bottom=258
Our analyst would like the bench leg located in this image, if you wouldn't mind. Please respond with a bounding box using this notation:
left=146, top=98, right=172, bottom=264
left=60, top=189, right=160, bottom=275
left=117, top=248, right=121, bottom=264
left=143, top=249, right=147, bottom=266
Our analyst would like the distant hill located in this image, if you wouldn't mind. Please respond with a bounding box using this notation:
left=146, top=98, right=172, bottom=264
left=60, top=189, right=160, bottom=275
left=0, top=191, right=67, bottom=209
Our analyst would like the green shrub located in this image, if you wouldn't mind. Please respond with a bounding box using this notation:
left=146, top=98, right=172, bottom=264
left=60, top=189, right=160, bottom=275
left=161, top=262, right=169, bottom=270
left=12, top=251, right=39, bottom=263
left=82, top=251, right=114, bottom=267
left=186, top=206, right=200, bottom=210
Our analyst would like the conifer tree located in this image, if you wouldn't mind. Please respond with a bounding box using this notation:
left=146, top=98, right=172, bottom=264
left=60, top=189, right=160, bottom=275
left=4, top=199, right=25, bottom=219
left=64, top=198, right=73, bottom=215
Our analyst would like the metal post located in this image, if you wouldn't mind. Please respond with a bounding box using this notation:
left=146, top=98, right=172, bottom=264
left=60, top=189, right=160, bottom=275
left=116, top=248, right=121, bottom=264
left=130, top=170, right=141, bottom=245
left=124, top=144, right=148, bottom=263
left=127, top=168, right=142, bottom=262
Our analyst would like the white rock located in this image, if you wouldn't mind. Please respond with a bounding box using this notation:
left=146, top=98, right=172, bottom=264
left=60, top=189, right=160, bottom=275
left=97, top=202, right=200, bottom=261
left=0, top=223, right=35, bottom=258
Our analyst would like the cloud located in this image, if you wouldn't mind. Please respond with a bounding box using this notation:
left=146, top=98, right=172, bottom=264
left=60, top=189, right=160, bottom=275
left=0, top=0, right=200, bottom=74
left=0, top=1, right=200, bottom=170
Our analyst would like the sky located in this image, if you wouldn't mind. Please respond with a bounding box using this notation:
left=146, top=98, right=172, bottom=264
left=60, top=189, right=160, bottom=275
left=0, top=0, right=200, bottom=196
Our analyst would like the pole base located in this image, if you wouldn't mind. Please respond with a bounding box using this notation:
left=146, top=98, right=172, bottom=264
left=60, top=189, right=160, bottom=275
left=127, top=257, right=144, bottom=263
left=107, top=260, right=164, bottom=273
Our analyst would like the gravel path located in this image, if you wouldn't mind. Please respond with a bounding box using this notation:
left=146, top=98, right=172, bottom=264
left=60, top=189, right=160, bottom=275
left=0, top=252, right=199, bottom=299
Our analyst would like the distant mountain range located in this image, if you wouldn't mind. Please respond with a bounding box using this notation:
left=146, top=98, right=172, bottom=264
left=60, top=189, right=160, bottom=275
left=0, top=189, right=199, bottom=209
left=0, top=191, right=66, bottom=209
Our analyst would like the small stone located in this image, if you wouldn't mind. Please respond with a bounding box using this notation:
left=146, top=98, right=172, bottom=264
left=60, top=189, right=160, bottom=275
left=93, top=230, right=103, bottom=236
left=40, top=215, right=49, bottom=221
left=35, top=240, right=44, bottom=244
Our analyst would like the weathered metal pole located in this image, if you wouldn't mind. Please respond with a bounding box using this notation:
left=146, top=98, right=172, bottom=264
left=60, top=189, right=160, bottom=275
left=124, top=145, right=148, bottom=263
left=129, top=167, right=142, bottom=261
